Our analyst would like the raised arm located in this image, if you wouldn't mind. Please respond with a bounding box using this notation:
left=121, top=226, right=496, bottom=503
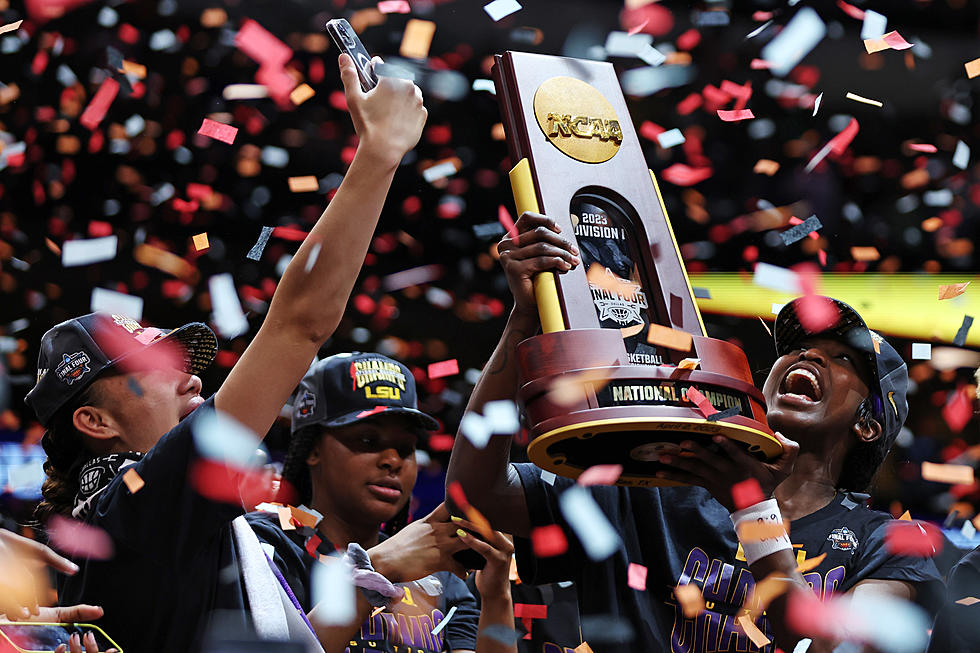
left=446, top=213, right=579, bottom=537
left=215, top=55, right=426, bottom=437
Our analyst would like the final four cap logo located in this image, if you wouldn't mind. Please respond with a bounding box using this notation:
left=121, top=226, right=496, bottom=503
left=533, top=76, right=623, bottom=164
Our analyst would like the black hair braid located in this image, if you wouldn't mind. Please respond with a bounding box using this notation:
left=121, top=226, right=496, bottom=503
left=837, top=396, right=893, bottom=493
left=33, top=387, right=99, bottom=525
left=279, top=424, right=321, bottom=506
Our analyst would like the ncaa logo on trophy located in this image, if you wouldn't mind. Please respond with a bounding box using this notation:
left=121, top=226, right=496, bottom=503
left=492, top=52, right=781, bottom=486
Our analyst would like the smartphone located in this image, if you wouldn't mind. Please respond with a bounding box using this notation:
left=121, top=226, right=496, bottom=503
left=325, top=19, right=378, bottom=92
left=0, top=622, right=122, bottom=653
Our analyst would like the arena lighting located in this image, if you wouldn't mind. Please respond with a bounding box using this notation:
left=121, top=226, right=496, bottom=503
left=690, top=273, right=980, bottom=348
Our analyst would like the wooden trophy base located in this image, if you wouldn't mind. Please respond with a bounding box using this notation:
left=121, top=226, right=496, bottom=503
left=517, top=328, right=780, bottom=487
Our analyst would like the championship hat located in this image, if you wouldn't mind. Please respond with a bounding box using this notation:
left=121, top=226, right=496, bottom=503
left=774, top=296, right=909, bottom=444
left=25, top=313, right=217, bottom=427
left=291, top=352, right=439, bottom=433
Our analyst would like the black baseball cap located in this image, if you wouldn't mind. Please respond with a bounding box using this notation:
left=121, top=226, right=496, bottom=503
left=774, top=296, right=909, bottom=444
left=25, top=313, right=217, bottom=427
left=291, top=352, right=439, bottom=433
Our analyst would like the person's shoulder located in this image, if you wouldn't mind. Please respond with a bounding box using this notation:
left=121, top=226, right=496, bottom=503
left=246, top=508, right=299, bottom=547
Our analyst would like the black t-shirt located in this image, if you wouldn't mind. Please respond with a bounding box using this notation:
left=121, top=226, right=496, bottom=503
left=57, top=397, right=252, bottom=653
left=248, top=510, right=479, bottom=652
left=927, top=545, right=980, bottom=653
left=464, top=575, right=582, bottom=653
left=513, top=463, right=944, bottom=653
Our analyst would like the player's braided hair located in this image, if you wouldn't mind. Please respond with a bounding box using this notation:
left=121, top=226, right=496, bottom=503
left=279, top=424, right=321, bottom=507
left=34, top=385, right=102, bottom=524
left=837, top=395, right=891, bottom=492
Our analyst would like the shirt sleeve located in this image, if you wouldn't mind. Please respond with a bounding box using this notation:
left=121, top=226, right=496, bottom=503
left=850, top=521, right=946, bottom=615
left=91, top=397, right=246, bottom=565
left=511, top=462, right=584, bottom=586
left=440, top=572, right=479, bottom=651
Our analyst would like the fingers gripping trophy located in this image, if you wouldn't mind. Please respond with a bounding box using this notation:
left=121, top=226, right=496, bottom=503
left=492, top=52, right=781, bottom=486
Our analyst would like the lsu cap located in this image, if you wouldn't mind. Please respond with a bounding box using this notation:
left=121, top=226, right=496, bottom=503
left=291, top=352, right=439, bottom=433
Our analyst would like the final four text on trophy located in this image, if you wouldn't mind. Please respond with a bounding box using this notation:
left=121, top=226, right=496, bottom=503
left=492, top=51, right=780, bottom=486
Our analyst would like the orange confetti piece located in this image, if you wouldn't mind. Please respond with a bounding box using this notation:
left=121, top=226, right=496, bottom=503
left=288, top=176, right=320, bottom=192
left=192, top=233, right=210, bottom=251
left=277, top=505, right=295, bottom=530
left=400, top=19, right=436, bottom=59
left=0, top=20, right=22, bottom=34
left=736, top=614, right=771, bottom=648
left=939, top=282, right=970, bottom=300
left=678, top=358, right=700, bottom=370
left=549, top=369, right=612, bottom=406
left=290, top=83, right=315, bottom=105
left=122, top=468, right=145, bottom=494
left=620, top=323, right=644, bottom=338
left=956, top=597, right=980, bottom=606
left=134, top=243, right=199, bottom=283
left=674, top=583, right=705, bottom=618
left=753, top=159, right=780, bottom=175
left=796, top=552, right=827, bottom=573
left=737, top=521, right=789, bottom=542
left=921, top=461, right=975, bottom=485
left=850, top=246, right=880, bottom=261
left=646, top=324, right=693, bottom=352
left=966, top=58, right=980, bottom=79
left=463, top=504, right=495, bottom=541
left=745, top=573, right=791, bottom=616
left=573, top=643, right=594, bottom=653
left=289, top=505, right=321, bottom=529
left=899, top=510, right=912, bottom=521
left=120, top=60, right=147, bottom=79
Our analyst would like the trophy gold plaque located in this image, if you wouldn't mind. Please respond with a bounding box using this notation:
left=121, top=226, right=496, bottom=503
left=492, top=52, right=781, bottom=486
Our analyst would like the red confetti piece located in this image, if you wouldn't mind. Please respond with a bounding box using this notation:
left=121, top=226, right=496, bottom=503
left=718, top=109, right=755, bottom=122
left=836, top=0, right=865, bottom=20
left=675, top=93, right=703, bottom=115
left=577, top=464, right=623, bottom=487
left=448, top=480, right=470, bottom=510
left=795, top=294, right=839, bottom=334
left=660, top=163, right=713, bottom=186
left=684, top=386, right=718, bottom=417
left=627, top=19, right=649, bottom=36
left=731, top=478, right=765, bottom=510
left=531, top=524, right=568, bottom=557
left=198, top=118, right=239, bottom=145
left=356, top=406, right=388, bottom=419
left=884, top=520, right=943, bottom=557
left=48, top=515, right=114, bottom=560
left=882, top=31, right=914, bottom=51
left=79, top=77, right=120, bottom=130
left=271, top=226, right=309, bottom=241
left=378, top=0, right=411, bottom=13
left=498, top=205, right=518, bottom=242
left=908, top=143, right=938, bottom=153
left=428, top=434, right=455, bottom=451
left=305, top=533, right=322, bottom=558
left=235, top=19, right=292, bottom=66
left=627, top=562, right=647, bottom=590
left=639, top=120, right=665, bottom=141
left=189, top=459, right=277, bottom=507
left=676, top=29, right=700, bottom=51
left=828, top=118, right=859, bottom=156
left=513, top=604, right=547, bottom=619
left=428, top=358, right=459, bottom=379
left=942, top=387, right=974, bottom=433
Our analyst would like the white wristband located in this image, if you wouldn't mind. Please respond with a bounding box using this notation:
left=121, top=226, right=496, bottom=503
left=730, top=498, right=792, bottom=565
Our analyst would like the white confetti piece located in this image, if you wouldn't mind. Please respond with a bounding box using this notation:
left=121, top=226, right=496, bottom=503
left=845, top=92, right=883, bottom=108
left=953, top=140, right=970, bottom=170
left=860, top=9, right=887, bottom=40
left=222, top=84, right=270, bottom=100
left=430, top=604, right=457, bottom=636
left=247, top=226, right=275, bottom=261
left=61, top=236, right=118, bottom=267
left=911, top=343, right=931, bottom=360
left=657, top=128, right=686, bottom=149
left=845, top=593, right=929, bottom=653
left=472, top=79, right=496, bottom=94
left=484, top=400, right=520, bottom=434
left=423, top=160, right=459, bottom=183
left=193, top=408, right=264, bottom=468
left=304, top=242, right=321, bottom=274
left=91, top=288, right=144, bottom=321
left=541, top=470, right=557, bottom=485
left=753, top=262, right=802, bottom=294
left=812, top=92, right=823, bottom=116
left=746, top=20, right=772, bottom=40
left=209, top=273, right=249, bottom=338
left=310, top=558, right=356, bottom=625
left=637, top=44, right=666, bottom=67
left=962, top=519, right=976, bottom=540
left=923, top=189, right=953, bottom=207
left=460, top=412, right=492, bottom=448
left=560, top=485, right=620, bottom=561
left=483, top=0, right=522, bottom=22
left=760, top=7, right=826, bottom=77
left=604, top=31, right=653, bottom=57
